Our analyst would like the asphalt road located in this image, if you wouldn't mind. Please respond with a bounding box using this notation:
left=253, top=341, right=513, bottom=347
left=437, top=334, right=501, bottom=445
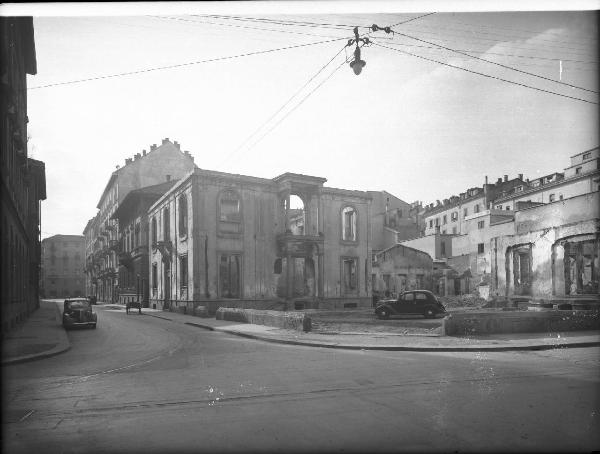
left=3, top=303, right=600, bottom=453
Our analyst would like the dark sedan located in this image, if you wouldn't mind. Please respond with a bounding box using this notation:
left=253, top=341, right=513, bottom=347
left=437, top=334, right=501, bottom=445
left=62, top=298, right=97, bottom=329
left=375, top=290, right=447, bottom=319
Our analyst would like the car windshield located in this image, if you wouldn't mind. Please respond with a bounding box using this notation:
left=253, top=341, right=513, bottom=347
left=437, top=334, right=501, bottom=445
left=66, top=300, right=91, bottom=310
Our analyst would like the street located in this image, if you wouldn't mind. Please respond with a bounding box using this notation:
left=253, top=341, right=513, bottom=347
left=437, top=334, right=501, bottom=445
left=3, top=302, right=600, bottom=453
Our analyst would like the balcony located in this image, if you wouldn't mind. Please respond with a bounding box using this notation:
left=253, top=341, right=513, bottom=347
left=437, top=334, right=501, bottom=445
left=119, top=251, right=132, bottom=268
left=109, top=240, right=120, bottom=252
left=276, top=232, right=324, bottom=258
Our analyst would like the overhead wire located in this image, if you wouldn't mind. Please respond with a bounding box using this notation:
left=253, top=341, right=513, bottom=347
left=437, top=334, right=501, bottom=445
left=219, top=43, right=350, bottom=166
left=374, top=42, right=598, bottom=105
left=28, top=38, right=348, bottom=90
left=378, top=40, right=598, bottom=65
left=151, top=15, right=355, bottom=40
left=382, top=27, right=598, bottom=93
left=395, top=24, right=598, bottom=59
left=236, top=59, right=347, bottom=160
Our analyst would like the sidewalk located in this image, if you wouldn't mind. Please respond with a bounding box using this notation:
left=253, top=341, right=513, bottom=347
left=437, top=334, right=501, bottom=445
left=140, top=307, right=600, bottom=352
left=2, top=300, right=70, bottom=365
left=2, top=302, right=599, bottom=366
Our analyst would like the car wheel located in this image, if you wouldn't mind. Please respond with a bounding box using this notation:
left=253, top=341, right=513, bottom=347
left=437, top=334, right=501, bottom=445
left=424, top=308, right=435, bottom=318
left=378, top=309, right=390, bottom=320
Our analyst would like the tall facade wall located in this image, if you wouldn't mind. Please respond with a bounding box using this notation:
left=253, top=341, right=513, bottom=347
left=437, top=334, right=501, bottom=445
left=490, top=192, right=599, bottom=300
left=148, top=171, right=372, bottom=312
left=1, top=17, right=45, bottom=334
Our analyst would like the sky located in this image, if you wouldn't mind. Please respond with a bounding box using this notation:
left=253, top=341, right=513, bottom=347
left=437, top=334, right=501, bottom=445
left=2, top=2, right=598, bottom=239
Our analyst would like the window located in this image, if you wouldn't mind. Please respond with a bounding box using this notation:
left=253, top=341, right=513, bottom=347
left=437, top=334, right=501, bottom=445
left=559, top=194, right=563, bottom=200
left=583, top=152, right=591, bottom=160
left=429, top=220, right=433, bottom=228
left=506, top=206, right=511, bottom=210
left=463, top=207, right=468, bottom=217
left=342, top=258, right=358, bottom=293
left=152, top=263, right=157, bottom=289
left=178, top=195, right=188, bottom=236
left=563, top=239, right=598, bottom=295
left=497, top=205, right=502, bottom=210
left=478, top=220, right=485, bottom=229
left=451, top=212, right=458, bottom=221
left=474, top=204, right=480, bottom=214
left=402, top=292, right=414, bottom=301
left=219, top=254, right=241, bottom=298
left=576, top=166, right=582, bottom=175
left=441, top=241, right=446, bottom=256
left=549, top=193, right=555, bottom=202
left=219, top=190, right=242, bottom=234
left=516, top=186, right=523, bottom=192
left=180, top=255, right=188, bottom=288
left=163, top=207, right=170, bottom=240
left=435, top=218, right=440, bottom=227
left=443, top=215, right=447, bottom=225
left=478, top=243, right=485, bottom=254
left=342, top=206, right=357, bottom=241
left=151, top=217, right=157, bottom=244
left=135, top=223, right=140, bottom=247
left=416, top=293, right=427, bottom=300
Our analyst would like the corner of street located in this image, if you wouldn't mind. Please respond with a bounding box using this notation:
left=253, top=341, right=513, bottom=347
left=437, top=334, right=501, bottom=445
left=4, top=300, right=600, bottom=367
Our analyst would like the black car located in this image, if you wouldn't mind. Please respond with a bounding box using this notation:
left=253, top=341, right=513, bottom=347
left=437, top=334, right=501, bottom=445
left=62, top=298, right=97, bottom=329
left=375, top=290, right=447, bottom=319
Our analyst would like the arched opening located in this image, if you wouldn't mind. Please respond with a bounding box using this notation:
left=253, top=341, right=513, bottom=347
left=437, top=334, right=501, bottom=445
left=288, top=194, right=305, bottom=235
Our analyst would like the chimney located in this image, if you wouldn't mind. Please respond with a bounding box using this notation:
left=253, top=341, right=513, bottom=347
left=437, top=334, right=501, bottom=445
left=166, top=175, right=171, bottom=181
left=134, top=153, right=141, bottom=160
left=518, top=173, right=523, bottom=180
left=150, top=144, right=157, bottom=151
left=485, top=175, right=488, bottom=185
left=162, top=138, right=169, bottom=145
left=174, top=141, right=180, bottom=150
left=125, top=158, right=133, bottom=165
left=496, top=178, right=502, bottom=184
left=503, top=175, right=508, bottom=182
left=142, top=149, right=147, bottom=156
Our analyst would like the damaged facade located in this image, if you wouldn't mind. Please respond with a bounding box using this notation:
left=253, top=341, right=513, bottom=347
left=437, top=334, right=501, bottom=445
left=372, top=244, right=433, bottom=298
left=147, top=169, right=373, bottom=312
left=402, top=147, right=599, bottom=303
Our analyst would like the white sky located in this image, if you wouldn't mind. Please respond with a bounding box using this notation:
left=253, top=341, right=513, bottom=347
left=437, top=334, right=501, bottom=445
left=2, top=2, right=598, bottom=239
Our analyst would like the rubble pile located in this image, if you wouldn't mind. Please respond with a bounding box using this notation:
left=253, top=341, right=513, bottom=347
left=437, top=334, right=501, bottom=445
left=438, top=294, right=487, bottom=309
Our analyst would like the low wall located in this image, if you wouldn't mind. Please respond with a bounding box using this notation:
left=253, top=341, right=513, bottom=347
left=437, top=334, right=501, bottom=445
left=443, top=310, right=600, bottom=336
left=216, top=308, right=312, bottom=332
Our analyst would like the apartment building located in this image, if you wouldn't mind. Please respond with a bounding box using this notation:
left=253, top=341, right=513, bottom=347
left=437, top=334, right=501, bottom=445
left=1, top=17, right=46, bottom=333
left=83, top=139, right=196, bottom=303
left=40, top=235, right=85, bottom=298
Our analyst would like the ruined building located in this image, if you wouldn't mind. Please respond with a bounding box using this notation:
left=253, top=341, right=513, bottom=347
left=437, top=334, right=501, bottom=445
left=147, top=169, right=373, bottom=312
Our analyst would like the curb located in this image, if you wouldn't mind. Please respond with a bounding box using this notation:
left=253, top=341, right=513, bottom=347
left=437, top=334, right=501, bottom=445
left=2, top=302, right=71, bottom=366
left=144, top=311, right=600, bottom=352
left=208, top=329, right=600, bottom=352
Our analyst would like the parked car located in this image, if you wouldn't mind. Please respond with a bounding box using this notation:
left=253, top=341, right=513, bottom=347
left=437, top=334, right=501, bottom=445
left=375, top=290, right=447, bottom=319
left=62, top=298, right=97, bottom=329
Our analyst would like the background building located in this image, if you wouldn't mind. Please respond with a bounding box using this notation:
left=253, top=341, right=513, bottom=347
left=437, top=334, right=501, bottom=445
left=40, top=235, right=85, bottom=299
left=111, top=180, right=177, bottom=306
left=83, top=138, right=196, bottom=303
left=1, top=17, right=46, bottom=334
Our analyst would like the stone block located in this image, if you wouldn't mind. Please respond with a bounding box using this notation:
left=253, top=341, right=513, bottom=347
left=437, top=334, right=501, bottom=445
left=193, top=306, right=209, bottom=318
left=216, top=307, right=311, bottom=332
